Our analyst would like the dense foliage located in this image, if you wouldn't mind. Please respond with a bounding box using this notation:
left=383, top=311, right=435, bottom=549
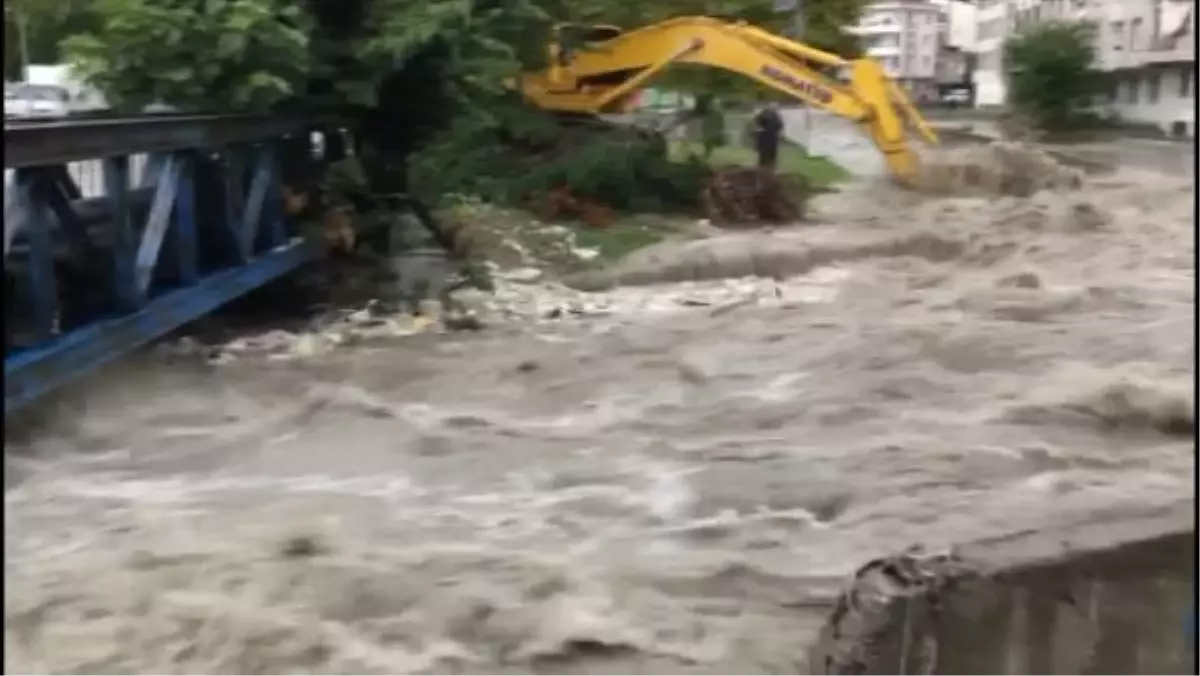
left=20, top=0, right=865, bottom=210
left=409, top=100, right=711, bottom=211
left=62, top=0, right=312, bottom=110
left=48, top=0, right=866, bottom=112
left=1004, top=20, right=1102, bottom=131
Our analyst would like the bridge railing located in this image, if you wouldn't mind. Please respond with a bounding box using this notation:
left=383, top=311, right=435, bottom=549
left=5, top=155, right=150, bottom=199
left=4, top=113, right=345, bottom=414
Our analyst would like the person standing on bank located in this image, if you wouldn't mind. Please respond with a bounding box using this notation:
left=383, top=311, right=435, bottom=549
left=751, top=103, right=784, bottom=170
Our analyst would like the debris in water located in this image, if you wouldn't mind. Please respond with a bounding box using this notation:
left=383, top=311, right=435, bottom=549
left=703, top=167, right=805, bottom=227
left=912, top=142, right=1084, bottom=197
left=278, top=534, right=328, bottom=559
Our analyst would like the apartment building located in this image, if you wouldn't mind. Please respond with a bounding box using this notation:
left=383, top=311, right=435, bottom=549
left=849, top=0, right=945, bottom=101
left=1092, top=0, right=1196, bottom=136
left=970, top=0, right=1195, bottom=135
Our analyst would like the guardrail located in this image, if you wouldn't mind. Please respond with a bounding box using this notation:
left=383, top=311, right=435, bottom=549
left=4, top=113, right=344, bottom=414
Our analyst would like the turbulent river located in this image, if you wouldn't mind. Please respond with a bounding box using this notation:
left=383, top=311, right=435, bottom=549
left=4, top=145, right=1196, bottom=674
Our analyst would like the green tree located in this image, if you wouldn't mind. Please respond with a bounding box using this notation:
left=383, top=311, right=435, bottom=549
left=61, top=0, right=312, bottom=111
left=57, top=0, right=869, bottom=209
left=4, top=0, right=98, bottom=80
left=1004, top=20, right=1101, bottom=131
left=62, top=0, right=867, bottom=112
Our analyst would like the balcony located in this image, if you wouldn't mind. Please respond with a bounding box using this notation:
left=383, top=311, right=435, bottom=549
left=866, top=44, right=903, bottom=57
left=847, top=23, right=903, bottom=36
left=1098, top=39, right=1196, bottom=70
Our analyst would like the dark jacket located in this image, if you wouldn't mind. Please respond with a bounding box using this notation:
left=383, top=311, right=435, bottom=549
left=752, top=107, right=784, bottom=143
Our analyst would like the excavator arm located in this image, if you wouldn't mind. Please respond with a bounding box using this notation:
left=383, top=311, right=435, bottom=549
left=518, top=16, right=940, bottom=184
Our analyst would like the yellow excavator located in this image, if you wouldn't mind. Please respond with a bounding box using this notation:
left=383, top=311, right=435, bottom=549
left=518, top=16, right=941, bottom=185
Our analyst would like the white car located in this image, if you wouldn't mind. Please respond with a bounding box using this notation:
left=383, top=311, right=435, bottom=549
left=5, top=83, right=72, bottom=119
left=939, top=88, right=972, bottom=107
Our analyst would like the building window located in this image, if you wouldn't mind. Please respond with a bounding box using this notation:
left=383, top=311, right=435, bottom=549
left=1112, top=21, right=1125, bottom=50
left=1131, top=18, right=1143, bottom=51
left=870, top=35, right=898, bottom=50
left=1147, top=72, right=1160, bottom=102
left=1126, top=77, right=1139, bottom=103
left=1180, top=66, right=1193, bottom=97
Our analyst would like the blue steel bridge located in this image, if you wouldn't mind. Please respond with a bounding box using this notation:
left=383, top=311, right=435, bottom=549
left=3, top=113, right=347, bottom=415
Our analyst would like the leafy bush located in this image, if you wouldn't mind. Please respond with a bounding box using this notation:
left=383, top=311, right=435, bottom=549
left=409, top=96, right=711, bottom=213
left=1004, top=20, right=1102, bottom=131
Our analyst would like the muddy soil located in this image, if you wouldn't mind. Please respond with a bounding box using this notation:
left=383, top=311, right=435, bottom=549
left=4, top=146, right=1195, bottom=674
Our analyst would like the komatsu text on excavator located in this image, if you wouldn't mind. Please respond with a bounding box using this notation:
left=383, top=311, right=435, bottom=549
left=518, top=16, right=941, bottom=184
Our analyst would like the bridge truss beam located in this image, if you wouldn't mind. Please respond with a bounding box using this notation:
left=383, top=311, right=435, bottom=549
left=4, top=114, right=343, bottom=415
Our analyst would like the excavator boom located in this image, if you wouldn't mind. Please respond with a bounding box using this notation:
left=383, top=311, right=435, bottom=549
left=518, top=16, right=939, bottom=184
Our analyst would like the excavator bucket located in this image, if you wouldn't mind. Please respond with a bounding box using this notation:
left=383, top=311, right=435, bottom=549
left=809, top=504, right=1195, bottom=674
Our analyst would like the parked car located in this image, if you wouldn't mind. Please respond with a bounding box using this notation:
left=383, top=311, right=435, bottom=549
left=4, top=83, right=72, bottom=119
left=938, top=87, right=973, bottom=109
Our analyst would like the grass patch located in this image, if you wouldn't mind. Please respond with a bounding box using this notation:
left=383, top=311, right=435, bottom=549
left=442, top=199, right=685, bottom=267
left=571, top=224, right=663, bottom=260
left=668, top=139, right=850, bottom=189
left=570, top=214, right=690, bottom=261
left=440, top=138, right=854, bottom=268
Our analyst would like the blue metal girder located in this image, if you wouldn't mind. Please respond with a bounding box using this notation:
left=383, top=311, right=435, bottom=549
left=4, top=114, right=342, bottom=415
left=4, top=113, right=336, bottom=168
left=4, top=240, right=322, bottom=414
left=11, top=171, right=62, bottom=339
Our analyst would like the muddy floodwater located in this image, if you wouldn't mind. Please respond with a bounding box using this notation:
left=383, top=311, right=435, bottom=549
left=4, top=148, right=1196, bottom=674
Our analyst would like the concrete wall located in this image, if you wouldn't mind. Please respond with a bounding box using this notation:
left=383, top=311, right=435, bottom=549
left=1099, top=66, right=1196, bottom=137
left=808, top=502, right=1196, bottom=674
left=972, top=0, right=1010, bottom=106
left=783, top=108, right=888, bottom=178
left=931, top=0, right=980, bottom=50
